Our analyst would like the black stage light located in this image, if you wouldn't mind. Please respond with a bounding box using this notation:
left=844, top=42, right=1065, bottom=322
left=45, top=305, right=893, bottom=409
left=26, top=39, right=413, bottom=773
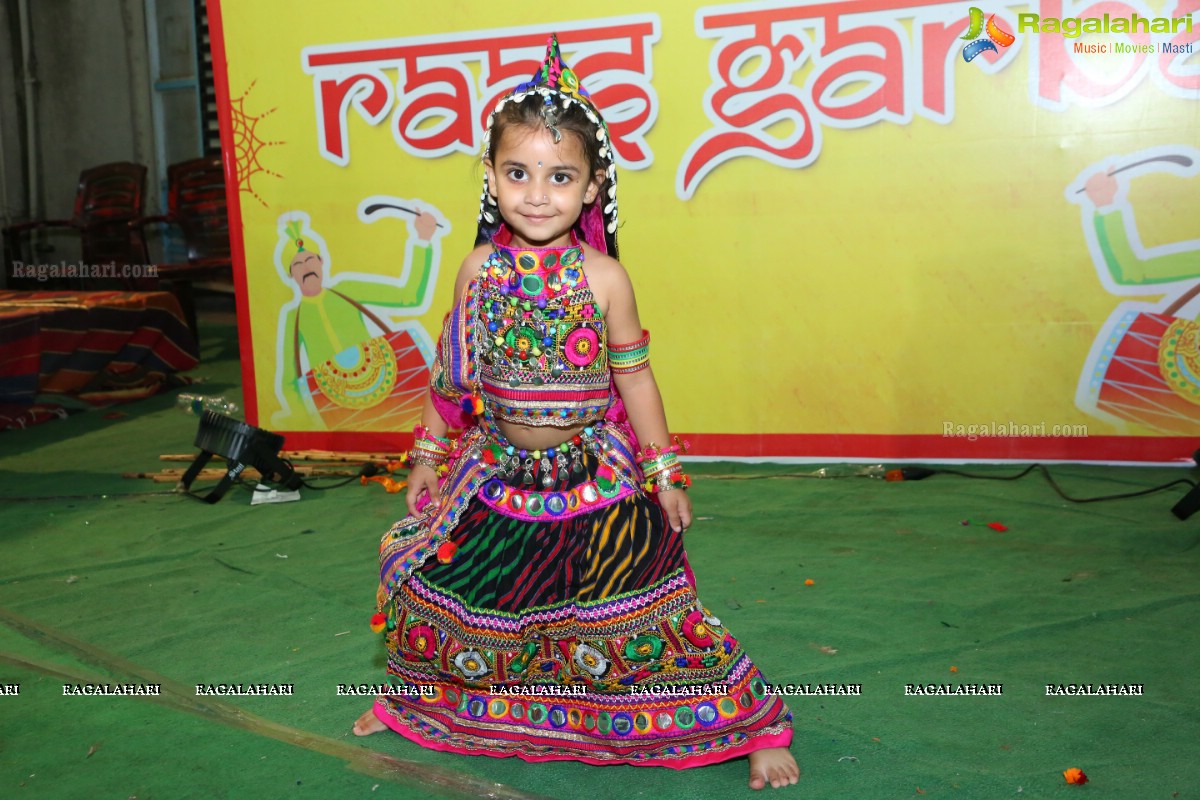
left=1171, top=449, right=1200, bottom=520
left=179, top=410, right=302, bottom=503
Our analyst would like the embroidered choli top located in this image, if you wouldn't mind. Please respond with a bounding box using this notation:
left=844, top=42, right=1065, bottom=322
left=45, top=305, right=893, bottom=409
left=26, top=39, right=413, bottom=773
left=476, top=231, right=612, bottom=427
left=429, top=227, right=624, bottom=434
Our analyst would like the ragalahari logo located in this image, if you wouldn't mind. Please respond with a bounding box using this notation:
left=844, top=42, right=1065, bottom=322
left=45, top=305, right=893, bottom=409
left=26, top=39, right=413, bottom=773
left=961, top=7, right=1016, bottom=62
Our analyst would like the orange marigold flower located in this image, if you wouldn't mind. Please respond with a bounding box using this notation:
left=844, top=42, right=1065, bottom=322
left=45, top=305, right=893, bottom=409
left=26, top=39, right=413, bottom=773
left=1063, top=768, right=1088, bottom=785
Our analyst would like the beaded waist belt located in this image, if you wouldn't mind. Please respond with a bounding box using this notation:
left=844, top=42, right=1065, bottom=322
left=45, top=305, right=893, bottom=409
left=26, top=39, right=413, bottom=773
left=478, top=474, right=628, bottom=522
left=475, top=420, right=633, bottom=520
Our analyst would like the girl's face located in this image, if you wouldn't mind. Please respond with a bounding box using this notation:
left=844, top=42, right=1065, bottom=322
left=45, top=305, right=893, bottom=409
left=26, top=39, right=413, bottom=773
left=485, top=124, right=603, bottom=249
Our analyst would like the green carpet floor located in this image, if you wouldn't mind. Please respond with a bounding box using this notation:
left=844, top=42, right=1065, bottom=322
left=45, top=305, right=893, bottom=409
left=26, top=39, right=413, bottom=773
left=1, top=320, right=1197, bottom=799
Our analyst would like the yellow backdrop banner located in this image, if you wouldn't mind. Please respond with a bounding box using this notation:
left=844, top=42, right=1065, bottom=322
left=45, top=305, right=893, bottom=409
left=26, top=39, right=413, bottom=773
left=209, top=0, right=1200, bottom=461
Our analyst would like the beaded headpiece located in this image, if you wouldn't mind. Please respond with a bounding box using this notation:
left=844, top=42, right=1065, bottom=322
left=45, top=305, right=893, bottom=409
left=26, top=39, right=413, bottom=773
left=476, top=34, right=619, bottom=257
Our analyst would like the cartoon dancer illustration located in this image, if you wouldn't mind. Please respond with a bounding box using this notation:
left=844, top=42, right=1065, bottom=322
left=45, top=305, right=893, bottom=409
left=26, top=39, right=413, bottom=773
left=1070, top=146, right=1200, bottom=433
left=271, top=203, right=447, bottom=431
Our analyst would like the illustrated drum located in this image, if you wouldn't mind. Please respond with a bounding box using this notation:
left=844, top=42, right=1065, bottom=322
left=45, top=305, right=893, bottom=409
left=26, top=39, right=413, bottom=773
left=1089, top=310, right=1200, bottom=433
left=304, top=329, right=429, bottom=431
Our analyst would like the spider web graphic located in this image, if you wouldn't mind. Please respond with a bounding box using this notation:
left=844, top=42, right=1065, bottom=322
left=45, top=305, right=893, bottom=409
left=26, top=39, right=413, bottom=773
left=230, top=79, right=284, bottom=208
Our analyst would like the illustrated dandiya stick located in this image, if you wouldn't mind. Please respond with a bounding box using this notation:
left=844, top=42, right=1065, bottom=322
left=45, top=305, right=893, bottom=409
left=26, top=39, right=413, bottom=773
left=360, top=202, right=445, bottom=227
left=1073, top=153, right=1195, bottom=194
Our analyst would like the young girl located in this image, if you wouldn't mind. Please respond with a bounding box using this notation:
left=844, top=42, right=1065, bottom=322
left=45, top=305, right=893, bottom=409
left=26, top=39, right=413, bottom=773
left=354, top=36, right=799, bottom=791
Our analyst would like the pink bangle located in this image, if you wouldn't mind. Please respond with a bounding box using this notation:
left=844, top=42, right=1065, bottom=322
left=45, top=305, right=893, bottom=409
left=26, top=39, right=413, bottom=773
left=637, top=436, right=690, bottom=462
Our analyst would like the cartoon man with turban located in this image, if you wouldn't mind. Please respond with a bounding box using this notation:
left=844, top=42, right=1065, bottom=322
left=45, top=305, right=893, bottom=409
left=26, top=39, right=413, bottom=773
left=271, top=201, right=446, bottom=431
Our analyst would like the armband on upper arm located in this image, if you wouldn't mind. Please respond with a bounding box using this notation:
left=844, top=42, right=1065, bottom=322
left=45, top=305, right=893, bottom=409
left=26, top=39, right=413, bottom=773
left=608, top=329, right=650, bottom=374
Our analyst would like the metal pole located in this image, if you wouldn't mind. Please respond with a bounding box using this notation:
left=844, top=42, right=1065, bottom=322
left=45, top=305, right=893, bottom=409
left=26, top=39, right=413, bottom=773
left=17, top=0, right=38, bottom=222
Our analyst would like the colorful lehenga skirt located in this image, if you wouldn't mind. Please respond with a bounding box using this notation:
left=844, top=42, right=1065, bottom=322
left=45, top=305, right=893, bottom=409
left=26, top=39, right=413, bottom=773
left=371, top=422, right=792, bottom=767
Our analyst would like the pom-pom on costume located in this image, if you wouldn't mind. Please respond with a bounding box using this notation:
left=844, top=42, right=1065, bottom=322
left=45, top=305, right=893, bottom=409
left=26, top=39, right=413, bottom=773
left=370, top=35, right=792, bottom=767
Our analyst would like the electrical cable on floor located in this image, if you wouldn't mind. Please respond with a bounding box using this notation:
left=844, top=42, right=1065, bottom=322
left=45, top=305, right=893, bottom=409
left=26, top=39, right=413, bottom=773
left=698, top=463, right=1195, bottom=505
left=1, top=462, right=384, bottom=502
left=298, top=462, right=381, bottom=491
left=920, top=464, right=1194, bottom=504
left=197, top=461, right=380, bottom=495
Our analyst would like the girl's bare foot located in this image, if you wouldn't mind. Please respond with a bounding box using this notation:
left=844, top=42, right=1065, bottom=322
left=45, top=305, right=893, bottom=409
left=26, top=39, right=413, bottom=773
left=353, top=705, right=387, bottom=736
left=748, top=747, right=800, bottom=790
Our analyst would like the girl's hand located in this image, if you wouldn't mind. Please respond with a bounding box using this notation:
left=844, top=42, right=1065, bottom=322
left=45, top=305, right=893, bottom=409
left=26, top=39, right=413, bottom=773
left=658, top=489, right=693, bottom=533
left=405, top=464, right=441, bottom=517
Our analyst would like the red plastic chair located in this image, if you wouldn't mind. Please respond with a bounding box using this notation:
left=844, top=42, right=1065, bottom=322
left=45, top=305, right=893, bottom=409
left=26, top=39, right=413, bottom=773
left=3, top=162, right=149, bottom=280
left=133, top=157, right=232, bottom=334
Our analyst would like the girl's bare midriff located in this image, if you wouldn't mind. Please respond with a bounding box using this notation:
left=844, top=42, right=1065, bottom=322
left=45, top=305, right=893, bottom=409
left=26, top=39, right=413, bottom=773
left=495, top=419, right=590, bottom=451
